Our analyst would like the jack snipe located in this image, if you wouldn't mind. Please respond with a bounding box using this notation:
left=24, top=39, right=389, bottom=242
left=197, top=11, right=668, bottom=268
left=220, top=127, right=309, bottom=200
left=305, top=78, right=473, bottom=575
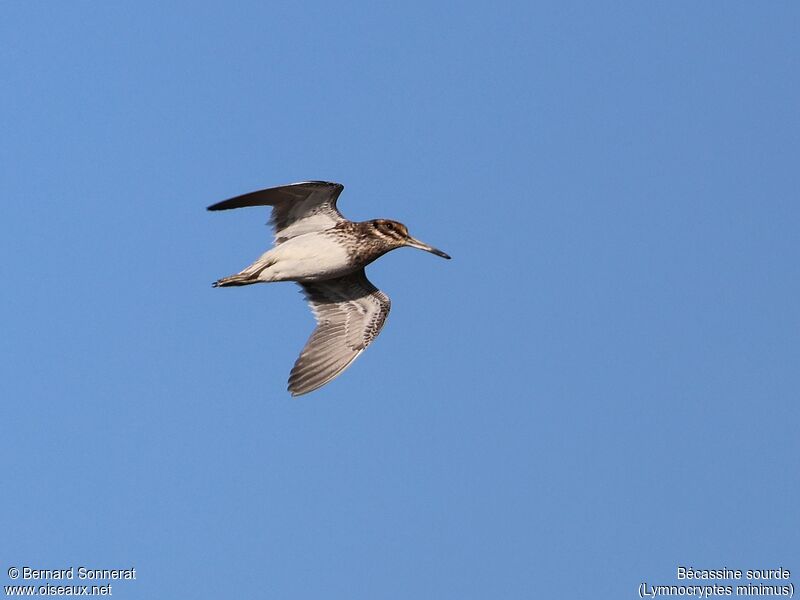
left=208, top=181, right=450, bottom=396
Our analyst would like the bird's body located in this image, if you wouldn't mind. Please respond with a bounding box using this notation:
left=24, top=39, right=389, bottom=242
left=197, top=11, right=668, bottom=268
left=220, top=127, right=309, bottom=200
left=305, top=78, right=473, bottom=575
left=208, top=181, right=450, bottom=396
left=216, top=228, right=354, bottom=284
left=214, top=221, right=411, bottom=285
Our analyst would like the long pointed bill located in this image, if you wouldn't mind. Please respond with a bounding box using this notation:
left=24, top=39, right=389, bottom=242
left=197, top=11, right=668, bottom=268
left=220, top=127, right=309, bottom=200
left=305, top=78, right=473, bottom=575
left=405, top=236, right=451, bottom=259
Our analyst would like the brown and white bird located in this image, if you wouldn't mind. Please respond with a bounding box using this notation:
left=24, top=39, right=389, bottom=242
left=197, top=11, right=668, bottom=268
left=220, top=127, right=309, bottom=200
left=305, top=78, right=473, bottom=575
left=208, top=181, right=451, bottom=396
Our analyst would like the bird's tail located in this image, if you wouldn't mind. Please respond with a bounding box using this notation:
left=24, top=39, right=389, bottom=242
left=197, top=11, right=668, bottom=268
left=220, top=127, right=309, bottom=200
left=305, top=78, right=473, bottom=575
left=212, top=256, right=276, bottom=287
left=212, top=273, right=259, bottom=287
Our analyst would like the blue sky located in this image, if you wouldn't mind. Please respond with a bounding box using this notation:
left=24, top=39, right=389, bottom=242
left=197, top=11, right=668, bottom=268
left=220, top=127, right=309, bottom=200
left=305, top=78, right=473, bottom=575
left=1, top=2, right=798, bottom=598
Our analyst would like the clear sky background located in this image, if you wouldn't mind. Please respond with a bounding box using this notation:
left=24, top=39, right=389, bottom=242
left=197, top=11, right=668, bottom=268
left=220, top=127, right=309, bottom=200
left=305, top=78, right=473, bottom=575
left=2, top=2, right=798, bottom=598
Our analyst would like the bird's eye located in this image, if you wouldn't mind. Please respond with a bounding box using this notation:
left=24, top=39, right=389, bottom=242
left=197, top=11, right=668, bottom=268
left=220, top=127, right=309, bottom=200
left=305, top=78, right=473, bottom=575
left=385, top=222, right=394, bottom=230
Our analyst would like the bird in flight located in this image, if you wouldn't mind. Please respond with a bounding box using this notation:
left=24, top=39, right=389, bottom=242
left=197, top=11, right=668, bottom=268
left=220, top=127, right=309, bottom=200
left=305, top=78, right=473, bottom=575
left=208, top=181, right=451, bottom=396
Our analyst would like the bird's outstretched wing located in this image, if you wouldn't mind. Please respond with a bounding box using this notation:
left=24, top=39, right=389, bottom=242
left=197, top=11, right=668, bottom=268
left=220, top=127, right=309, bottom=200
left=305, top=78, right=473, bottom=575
left=207, top=181, right=345, bottom=243
left=289, top=270, right=391, bottom=396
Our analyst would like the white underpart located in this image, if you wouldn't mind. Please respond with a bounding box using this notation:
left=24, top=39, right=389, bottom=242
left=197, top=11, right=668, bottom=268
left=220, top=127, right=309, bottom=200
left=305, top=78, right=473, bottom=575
left=244, top=231, right=353, bottom=282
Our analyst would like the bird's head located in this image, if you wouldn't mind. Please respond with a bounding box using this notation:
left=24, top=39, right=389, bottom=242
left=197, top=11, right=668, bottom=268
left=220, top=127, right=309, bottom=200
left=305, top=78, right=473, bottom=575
left=370, top=219, right=451, bottom=259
